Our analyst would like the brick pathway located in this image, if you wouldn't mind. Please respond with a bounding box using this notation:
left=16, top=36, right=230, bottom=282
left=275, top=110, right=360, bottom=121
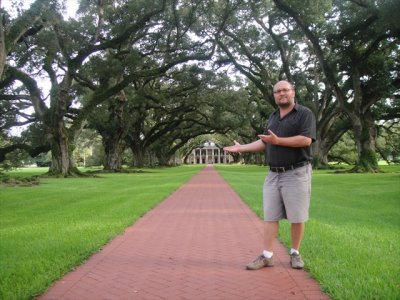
left=39, top=166, right=329, bottom=300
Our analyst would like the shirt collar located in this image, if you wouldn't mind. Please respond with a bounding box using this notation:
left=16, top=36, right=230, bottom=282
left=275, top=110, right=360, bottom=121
left=272, top=103, right=299, bottom=116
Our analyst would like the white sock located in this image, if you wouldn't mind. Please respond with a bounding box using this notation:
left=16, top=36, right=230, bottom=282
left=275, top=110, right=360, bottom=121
left=290, top=248, right=299, bottom=255
left=262, top=250, right=273, bottom=258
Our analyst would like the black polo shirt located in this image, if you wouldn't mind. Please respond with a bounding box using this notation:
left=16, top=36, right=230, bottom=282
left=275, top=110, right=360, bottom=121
left=264, top=104, right=316, bottom=167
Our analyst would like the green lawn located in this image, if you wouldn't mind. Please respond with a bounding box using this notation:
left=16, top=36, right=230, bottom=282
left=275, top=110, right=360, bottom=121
left=1, top=164, right=399, bottom=300
left=0, top=165, right=204, bottom=300
left=215, top=164, right=400, bottom=300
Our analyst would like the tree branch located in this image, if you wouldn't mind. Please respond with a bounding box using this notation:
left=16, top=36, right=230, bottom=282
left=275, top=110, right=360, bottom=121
left=0, top=143, right=50, bottom=163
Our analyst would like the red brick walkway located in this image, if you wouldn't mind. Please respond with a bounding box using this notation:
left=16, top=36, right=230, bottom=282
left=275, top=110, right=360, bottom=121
left=39, top=166, right=329, bottom=300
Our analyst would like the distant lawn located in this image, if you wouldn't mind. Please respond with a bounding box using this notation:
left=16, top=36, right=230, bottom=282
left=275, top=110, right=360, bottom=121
left=215, top=164, right=400, bottom=300
left=0, top=165, right=204, bottom=300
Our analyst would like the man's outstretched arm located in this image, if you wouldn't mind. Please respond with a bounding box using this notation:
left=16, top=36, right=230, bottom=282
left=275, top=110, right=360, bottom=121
left=223, top=139, right=266, bottom=153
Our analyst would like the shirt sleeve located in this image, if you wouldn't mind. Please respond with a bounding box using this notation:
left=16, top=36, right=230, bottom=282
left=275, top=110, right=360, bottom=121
left=299, top=108, right=316, bottom=142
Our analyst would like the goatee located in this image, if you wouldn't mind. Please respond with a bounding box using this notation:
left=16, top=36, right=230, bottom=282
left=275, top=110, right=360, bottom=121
left=278, top=102, right=292, bottom=108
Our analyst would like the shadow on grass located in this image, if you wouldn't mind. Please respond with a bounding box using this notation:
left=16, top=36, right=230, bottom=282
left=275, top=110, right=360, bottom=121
left=0, top=174, right=40, bottom=187
left=85, top=168, right=154, bottom=174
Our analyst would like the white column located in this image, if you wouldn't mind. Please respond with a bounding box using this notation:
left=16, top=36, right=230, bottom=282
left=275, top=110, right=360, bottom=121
left=192, top=149, right=196, bottom=164
left=218, top=149, right=221, bottom=163
left=199, top=149, right=202, bottom=164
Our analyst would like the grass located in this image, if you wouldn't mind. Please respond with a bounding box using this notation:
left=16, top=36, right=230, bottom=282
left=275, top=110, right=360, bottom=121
left=0, top=165, right=204, bottom=300
left=215, top=164, right=400, bottom=300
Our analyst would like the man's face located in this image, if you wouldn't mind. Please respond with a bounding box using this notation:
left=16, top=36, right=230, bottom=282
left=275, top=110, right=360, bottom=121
left=273, top=81, right=295, bottom=108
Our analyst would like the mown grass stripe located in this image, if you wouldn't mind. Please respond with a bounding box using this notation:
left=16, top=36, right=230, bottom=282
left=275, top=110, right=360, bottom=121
left=0, top=165, right=204, bottom=300
left=215, top=164, right=400, bottom=300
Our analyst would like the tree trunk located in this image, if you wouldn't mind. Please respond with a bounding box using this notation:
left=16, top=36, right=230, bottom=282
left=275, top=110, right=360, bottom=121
left=44, top=66, right=83, bottom=177
left=148, top=151, right=157, bottom=167
left=347, top=71, right=379, bottom=173
left=102, top=94, right=126, bottom=171
left=102, top=136, right=123, bottom=172
left=312, top=140, right=329, bottom=168
left=131, top=144, right=146, bottom=168
left=350, top=112, right=379, bottom=172
left=155, top=147, right=171, bottom=166
left=49, top=125, right=80, bottom=176
left=157, top=155, right=170, bottom=166
left=311, top=134, right=334, bottom=169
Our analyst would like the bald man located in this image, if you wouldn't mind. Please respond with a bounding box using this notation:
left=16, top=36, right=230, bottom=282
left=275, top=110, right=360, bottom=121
left=224, top=80, right=316, bottom=269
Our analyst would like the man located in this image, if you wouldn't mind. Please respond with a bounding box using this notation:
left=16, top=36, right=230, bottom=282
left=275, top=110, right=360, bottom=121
left=223, top=80, right=316, bottom=270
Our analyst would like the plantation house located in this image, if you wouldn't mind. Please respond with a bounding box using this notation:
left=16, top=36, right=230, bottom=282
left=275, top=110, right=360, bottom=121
left=186, top=141, right=234, bottom=164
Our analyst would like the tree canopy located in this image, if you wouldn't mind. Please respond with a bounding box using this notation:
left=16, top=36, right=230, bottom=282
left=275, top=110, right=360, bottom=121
left=1, top=0, right=399, bottom=174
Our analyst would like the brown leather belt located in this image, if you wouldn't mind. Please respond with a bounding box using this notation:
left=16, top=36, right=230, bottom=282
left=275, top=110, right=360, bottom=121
left=269, top=161, right=310, bottom=173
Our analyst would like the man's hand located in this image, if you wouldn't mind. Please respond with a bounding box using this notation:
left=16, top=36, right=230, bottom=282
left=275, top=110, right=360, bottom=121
left=259, top=130, right=312, bottom=147
left=223, top=140, right=242, bottom=153
left=258, top=130, right=279, bottom=145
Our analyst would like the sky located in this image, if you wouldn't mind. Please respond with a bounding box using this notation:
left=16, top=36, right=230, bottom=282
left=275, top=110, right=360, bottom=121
left=1, top=0, right=78, bottom=19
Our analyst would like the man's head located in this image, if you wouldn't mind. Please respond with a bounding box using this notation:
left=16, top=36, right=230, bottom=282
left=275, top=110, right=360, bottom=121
left=273, top=80, right=295, bottom=109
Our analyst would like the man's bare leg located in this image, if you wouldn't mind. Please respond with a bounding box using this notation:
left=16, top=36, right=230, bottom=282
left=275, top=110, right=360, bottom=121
left=290, top=222, right=305, bottom=269
left=245, top=221, right=279, bottom=270
left=264, top=221, right=279, bottom=251
left=290, top=222, right=305, bottom=251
